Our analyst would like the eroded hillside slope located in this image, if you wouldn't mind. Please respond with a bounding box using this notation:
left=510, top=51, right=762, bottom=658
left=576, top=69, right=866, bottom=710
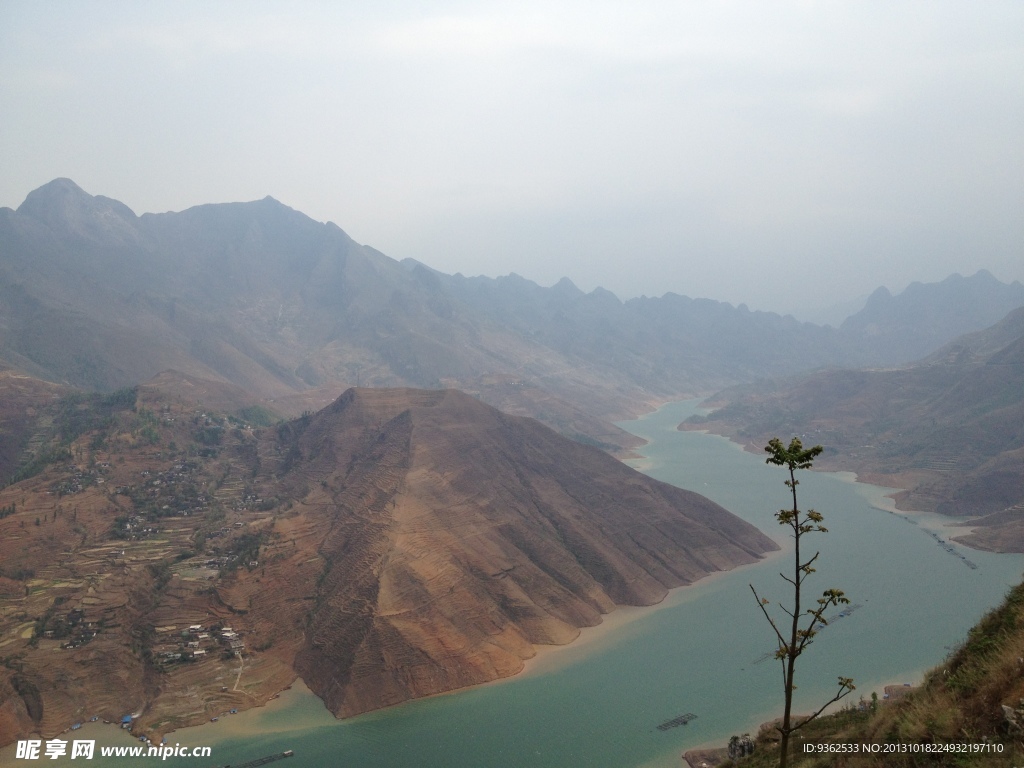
left=287, top=388, right=776, bottom=716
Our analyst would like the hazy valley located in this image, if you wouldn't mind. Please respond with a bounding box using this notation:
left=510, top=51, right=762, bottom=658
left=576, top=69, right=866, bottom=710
left=684, top=305, right=1024, bottom=551
left=2, top=179, right=1024, bottom=763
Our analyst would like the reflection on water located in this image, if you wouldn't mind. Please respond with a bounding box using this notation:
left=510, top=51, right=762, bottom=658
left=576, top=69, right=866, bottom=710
left=62, top=400, right=1024, bottom=768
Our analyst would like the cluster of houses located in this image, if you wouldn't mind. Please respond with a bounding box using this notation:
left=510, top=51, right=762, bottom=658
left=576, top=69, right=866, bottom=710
left=42, top=608, right=99, bottom=649
left=231, top=492, right=270, bottom=512
left=204, top=520, right=248, bottom=543
left=154, top=622, right=246, bottom=665
left=202, top=555, right=232, bottom=569
left=109, top=462, right=209, bottom=539
left=121, top=463, right=208, bottom=516
left=112, top=513, right=160, bottom=540
left=49, top=462, right=109, bottom=496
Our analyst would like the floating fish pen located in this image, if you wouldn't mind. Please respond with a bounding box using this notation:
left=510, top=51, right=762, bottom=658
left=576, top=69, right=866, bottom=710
left=751, top=604, right=864, bottom=665
left=926, top=530, right=980, bottom=569
left=214, top=749, right=294, bottom=768
left=822, top=602, right=864, bottom=624
left=657, top=713, right=697, bottom=731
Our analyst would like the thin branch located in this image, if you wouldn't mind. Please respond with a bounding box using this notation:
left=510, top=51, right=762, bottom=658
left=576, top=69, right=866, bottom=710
left=800, top=552, right=821, bottom=570
left=788, top=683, right=856, bottom=735
left=750, top=584, right=787, bottom=647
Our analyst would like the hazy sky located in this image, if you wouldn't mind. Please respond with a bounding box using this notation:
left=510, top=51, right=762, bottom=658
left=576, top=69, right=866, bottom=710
left=2, top=2, right=1021, bottom=317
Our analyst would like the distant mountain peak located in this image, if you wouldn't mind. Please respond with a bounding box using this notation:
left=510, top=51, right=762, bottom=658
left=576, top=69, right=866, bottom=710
left=840, top=272, right=1024, bottom=363
left=25, top=176, right=85, bottom=196
left=17, top=177, right=138, bottom=238
left=553, top=276, right=582, bottom=294
left=19, top=178, right=92, bottom=214
left=588, top=286, right=621, bottom=303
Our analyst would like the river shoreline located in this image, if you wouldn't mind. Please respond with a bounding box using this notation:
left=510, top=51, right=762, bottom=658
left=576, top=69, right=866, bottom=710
left=9, top=399, right=1021, bottom=768
left=70, top=551, right=787, bottom=755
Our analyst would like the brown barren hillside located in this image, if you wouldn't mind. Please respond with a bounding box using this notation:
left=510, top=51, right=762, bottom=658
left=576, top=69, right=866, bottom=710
left=285, top=388, right=777, bottom=717
left=0, top=381, right=776, bottom=747
left=0, top=367, right=67, bottom=481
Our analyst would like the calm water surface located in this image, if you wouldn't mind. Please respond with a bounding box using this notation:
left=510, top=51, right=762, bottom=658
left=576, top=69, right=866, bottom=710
left=78, top=400, right=1024, bottom=767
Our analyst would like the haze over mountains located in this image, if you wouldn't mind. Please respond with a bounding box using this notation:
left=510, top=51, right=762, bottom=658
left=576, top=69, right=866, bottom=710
left=3, top=178, right=1023, bottom=559
left=838, top=272, right=1024, bottom=365
left=684, top=306, right=1024, bottom=550
left=3, top=179, right=1022, bottom=441
left=2, top=178, right=1024, bottom=752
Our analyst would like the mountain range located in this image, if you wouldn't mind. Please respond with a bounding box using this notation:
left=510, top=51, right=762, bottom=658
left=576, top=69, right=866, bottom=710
left=3, top=179, right=1022, bottom=445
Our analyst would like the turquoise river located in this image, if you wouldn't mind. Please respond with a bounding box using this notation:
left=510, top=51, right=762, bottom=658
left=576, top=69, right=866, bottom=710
left=30, top=400, right=1024, bottom=767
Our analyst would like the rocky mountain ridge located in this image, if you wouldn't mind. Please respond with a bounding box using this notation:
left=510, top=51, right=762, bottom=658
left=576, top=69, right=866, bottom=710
left=4, top=179, right=1021, bottom=442
left=839, top=270, right=1024, bottom=364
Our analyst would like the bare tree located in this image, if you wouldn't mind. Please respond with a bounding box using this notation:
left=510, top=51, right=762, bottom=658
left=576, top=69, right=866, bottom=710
left=750, top=437, right=855, bottom=768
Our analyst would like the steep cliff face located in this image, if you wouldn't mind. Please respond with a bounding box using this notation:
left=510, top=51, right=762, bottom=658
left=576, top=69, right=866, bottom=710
left=287, top=389, right=777, bottom=716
